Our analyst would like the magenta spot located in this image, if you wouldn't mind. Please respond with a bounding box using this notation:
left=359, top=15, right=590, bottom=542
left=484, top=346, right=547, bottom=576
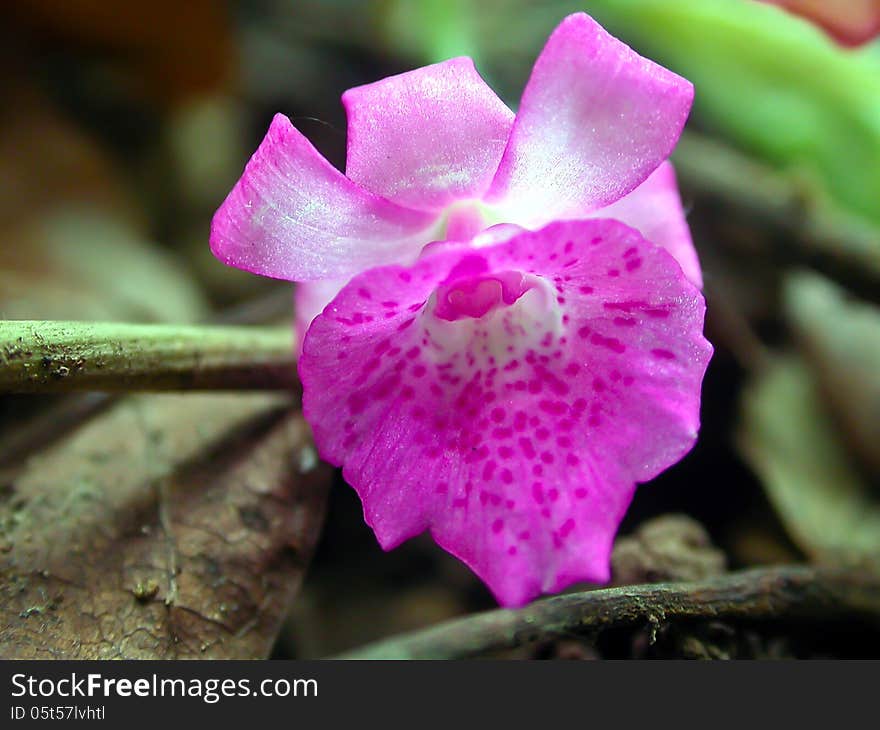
left=401, top=385, right=415, bottom=400
left=541, top=452, right=555, bottom=465
left=347, top=392, right=367, bottom=415
left=532, top=483, right=544, bottom=503
left=651, top=348, right=676, bottom=360
left=357, top=287, right=372, bottom=300
left=565, top=363, right=580, bottom=376
left=557, top=435, right=572, bottom=448
left=500, top=468, right=514, bottom=484
left=610, top=370, right=622, bottom=382
left=513, top=411, right=528, bottom=431
left=492, top=519, right=504, bottom=534
left=536, top=427, right=550, bottom=441
left=518, top=531, right=531, bottom=541
left=588, top=414, right=602, bottom=427
left=399, top=271, right=412, bottom=282
left=498, top=446, right=514, bottom=459
left=406, top=346, right=420, bottom=359
left=575, top=487, right=588, bottom=499
left=613, top=317, right=638, bottom=327
left=573, top=398, right=587, bottom=412
left=538, top=400, right=567, bottom=416
left=482, top=461, right=497, bottom=480
left=519, top=437, right=536, bottom=459
left=623, top=375, right=635, bottom=386
left=491, top=407, right=506, bottom=423
left=590, top=333, right=626, bottom=353
left=532, top=464, right=543, bottom=476
left=397, top=318, right=415, bottom=331
left=623, top=247, right=638, bottom=258
left=607, top=269, right=620, bottom=278
left=577, top=326, right=591, bottom=340
left=547, top=488, right=559, bottom=502
left=507, top=546, right=518, bottom=556
left=566, top=453, right=580, bottom=467
left=578, top=285, right=594, bottom=294
left=560, top=518, right=576, bottom=537
left=412, top=364, right=426, bottom=378
left=542, top=508, right=552, bottom=519
left=435, top=482, right=448, bottom=494
left=592, top=377, right=606, bottom=392
left=625, top=258, right=642, bottom=272
left=564, top=240, right=575, bottom=254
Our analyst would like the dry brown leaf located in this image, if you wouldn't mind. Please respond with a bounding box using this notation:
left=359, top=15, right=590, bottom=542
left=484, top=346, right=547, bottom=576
left=0, top=393, right=330, bottom=659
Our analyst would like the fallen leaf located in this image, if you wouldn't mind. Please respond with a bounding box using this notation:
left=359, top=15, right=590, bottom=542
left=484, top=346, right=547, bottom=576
left=738, top=356, right=880, bottom=565
left=0, top=393, right=330, bottom=658
left=783, top=270, right=880, bottom=477
left=0, top=83, right=207, bottom=322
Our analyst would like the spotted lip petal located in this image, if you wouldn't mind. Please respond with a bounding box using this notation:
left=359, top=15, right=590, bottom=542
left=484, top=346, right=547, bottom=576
left=343, top=57, right=515, bottom=212
left=299, top=219, right=712, bottom=607
left=485, top=13, right=694, bottom=226
left=209, top=113, right=439, bottom=282
left=593, top=162, right=702, bottom=289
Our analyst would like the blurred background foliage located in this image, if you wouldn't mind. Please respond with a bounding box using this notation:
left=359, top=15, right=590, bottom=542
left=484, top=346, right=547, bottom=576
left=1, top=0, right=878, bottom=658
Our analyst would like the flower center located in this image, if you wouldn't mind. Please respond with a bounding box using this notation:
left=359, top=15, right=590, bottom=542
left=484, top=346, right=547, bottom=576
left=435, top=270, right=531, bottom=321
left=440, top=200, right=504, bottom=241
left=419, top=256, right=563, bottom=369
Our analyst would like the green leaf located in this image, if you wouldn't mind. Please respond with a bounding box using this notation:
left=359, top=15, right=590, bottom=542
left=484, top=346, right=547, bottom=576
left=783, top=271, right=880, bottom=476
left=738, top=356, right=880, bottom=565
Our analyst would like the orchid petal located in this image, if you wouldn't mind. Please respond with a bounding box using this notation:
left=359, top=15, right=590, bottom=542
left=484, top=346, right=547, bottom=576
left=486, top=13, right=694, bottom=225
left=210, top=114, right=439, bottom=281
left=342, top=58, right=514, bottom=212
left=593, top=162, right=702, bottom=288
left=299, top=219, right=712, bottom=606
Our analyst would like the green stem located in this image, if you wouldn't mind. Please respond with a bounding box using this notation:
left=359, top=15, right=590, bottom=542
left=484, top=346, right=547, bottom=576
left=0, top=321, right=297, bottom=393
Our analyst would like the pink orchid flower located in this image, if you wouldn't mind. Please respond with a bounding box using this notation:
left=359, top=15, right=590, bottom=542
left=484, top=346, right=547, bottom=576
left=210, top=13, right=702, bottom=345
left=210, top=13, right=712, bottom=606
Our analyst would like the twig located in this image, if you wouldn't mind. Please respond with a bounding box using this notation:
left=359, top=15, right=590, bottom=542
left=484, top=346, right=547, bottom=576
left=335, top=565, right=880, bottom=659
left=0, top=320, right=297, bottom=393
